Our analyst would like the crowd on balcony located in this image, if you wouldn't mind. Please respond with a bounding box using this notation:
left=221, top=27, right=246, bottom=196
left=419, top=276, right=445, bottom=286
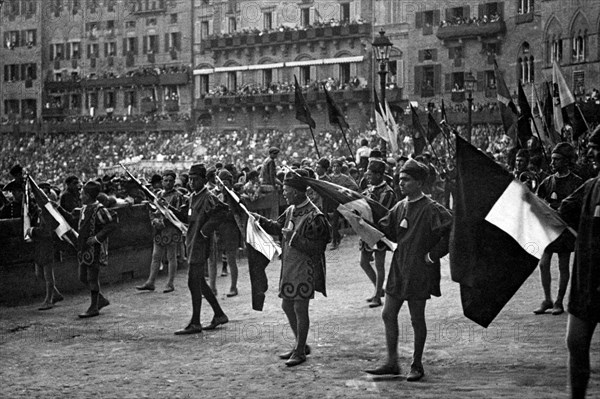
left=49, top=65, right=190, bottom=83
left=204, top=76, right=369, bottom=97
left=442, top=101, right=500, bottom=113
left=207, top=17, right=367, bottom=40
left=439, top=13, right=501, bottom=27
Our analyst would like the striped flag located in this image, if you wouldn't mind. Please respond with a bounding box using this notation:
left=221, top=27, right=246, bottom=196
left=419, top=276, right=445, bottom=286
left=23, top=178, right=32, bottom=242
left=302, top=177, right=396, bottom=251
left=216, top=176, right=281, bottom=311
left=450, top=136, right=572, bottom=327
left=27, top=176, right=78, bottom=248
left=384, top=100, right=400, bottom=154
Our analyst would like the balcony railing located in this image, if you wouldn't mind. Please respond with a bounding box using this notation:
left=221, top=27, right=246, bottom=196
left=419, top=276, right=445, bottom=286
left=436, top=20, right=506, bottom=41
left=195, top=87, right=380, bottom=109
left=204, top=23, right=371, bottom=51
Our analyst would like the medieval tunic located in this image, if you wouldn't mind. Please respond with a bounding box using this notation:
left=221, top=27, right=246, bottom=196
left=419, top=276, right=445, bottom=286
left=259, top=198, right=330, bottom=300
left=379, top=195, right=452, bottom=300
left=76, top=202, right=118, bottom=267
left=151, top=188, right=185, bottom=246
left=360, top=180, right=397, bottom=252
left=559, top=177, right=600, bottom=323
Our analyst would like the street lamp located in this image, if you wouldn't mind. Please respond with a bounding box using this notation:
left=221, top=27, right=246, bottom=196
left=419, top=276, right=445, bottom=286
left=464, top=71, right=477, bottom=143
left=372, top=29, right=393, bottom=157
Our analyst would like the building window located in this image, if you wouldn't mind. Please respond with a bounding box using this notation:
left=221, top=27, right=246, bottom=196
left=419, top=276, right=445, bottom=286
left=106, top=20, right=115, bottom=35
left=146, top=18, right=157, bottom=26
left=551, top=38, right=563, bottom=62
left=263, top=69, right=273, bottom=86
left=148, top=35, right=158, bottom=54
left=518, top=0, right=533, bottom=14
left=227, top=72, right=237, bottom=91
left=571, top=32, right=586, bottom=62
left=105, top=91, right=116, bottom=108
left=164, top=86, right=179, bottom=101
left=518, top=42, right=535, bottom=83
left=301, top=8, right=310, bottom=27
left=451, top=72, right=465, bottom=91
left=126, top=21, right=136, bottom=29
left=263, top=11, right=272, bottom=30
left=228, top=17, right=237, bottom=33
left=485, top=71, right=496, bottom=89
left=106, top=42, right=117, bottom=57
left=422, top=66, right=435, bottom=97
left=26, top=30, right=36, bottom=47
left=200, top=75, right=209, bottom=96
left=126, top=37, right=136, bottom=53
left=424, top=49, right=433, bottom=61
left=201, top=21, right=209, bottom=38
left=72, top=42, right=81, bottom=59
left=86, top=92, right=98, bottom=109
left=170, top=13, right=178, bottom=24
left=339, top=63, right=350, bottom=85
left=300, top=66, right=311, bottom=85
left=340, top=3, right=350, bottom=23
left=125, top=91, right=137, bottom=107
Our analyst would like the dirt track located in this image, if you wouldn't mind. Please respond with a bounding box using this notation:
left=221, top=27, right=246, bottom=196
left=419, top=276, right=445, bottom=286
left=1, top=234, right=598, bottom=398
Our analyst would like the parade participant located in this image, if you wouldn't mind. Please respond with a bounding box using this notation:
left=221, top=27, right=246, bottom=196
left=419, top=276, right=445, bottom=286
left=209, top=169, right=240, bottom=298
left=0, top=180, right=24, bottom=219
left=329, top=158, right=358, bottom=250
left=559, top=127, right=600, bottom=399
left=59, top=175, right=82, bottom=212
left=259, top=147, right=282, bottom=219
left=314, top=157, right=332, bottom=213
left=172, top=164, right=229, bottom=335
left=356, top=139, right=372, bottom=172
left=533, top=143, right=582, bottom=315
left=360, top=159, right=397, bottom=308
left=136, top=170, right=185, bottom=293
left=366, top=159, right=451, bottom=381
left=26, top=205, right=63, bottom=310
left=253, top=169, right=331, bottom=367
left=39, top=182, right=59, bottom=202
left=150, top=174, right=163, bottom=194
left=67, top=181, right=118, bottom=318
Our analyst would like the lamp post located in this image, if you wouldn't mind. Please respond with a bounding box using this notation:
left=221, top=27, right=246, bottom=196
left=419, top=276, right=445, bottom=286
left=372, top=29, right=392, bottom=157
left=0, top=0, right=5, bottom=120
left=464, top=72, right=477, bottom=143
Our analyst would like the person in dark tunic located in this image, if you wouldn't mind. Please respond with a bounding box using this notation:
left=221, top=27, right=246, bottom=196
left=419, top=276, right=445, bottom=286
left=559, top=127, right=600, bottom=399
left=359, top=159, right=397, bottom=308
left=172, top=164, right=229, bottom=335
left=365, top=159, right=452, bottom=382
left=254, top=169, right=331, bottom=367
left=533, top=142, right=583, bottom=315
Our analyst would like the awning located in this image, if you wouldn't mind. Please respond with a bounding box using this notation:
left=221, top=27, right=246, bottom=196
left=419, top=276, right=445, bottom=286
left=285, top=59, right=323, bottom=67
left=248, top=62, right=285, bottom=70
left=214, top=65, right=248, bottom=73
left=193, top=68, right=214, bottom=75
left=322, top=55, right=364, bottom=64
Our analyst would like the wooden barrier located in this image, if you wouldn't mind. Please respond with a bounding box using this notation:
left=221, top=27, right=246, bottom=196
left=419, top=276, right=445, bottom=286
left=0, top=204, right=157, bottom=305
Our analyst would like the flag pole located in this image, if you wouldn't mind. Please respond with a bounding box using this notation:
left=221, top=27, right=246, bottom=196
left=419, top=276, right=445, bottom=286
left=308, top=125, right=321, bottom=159
left=532, top=83, right=553, bottom=145
left=339, top=124, right=354, bottom=158
left=529, top=113, right=550, bottom=166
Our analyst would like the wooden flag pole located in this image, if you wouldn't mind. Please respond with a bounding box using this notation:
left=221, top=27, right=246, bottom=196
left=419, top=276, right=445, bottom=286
left=339, top=124, right=354, bottom=158
left=308, top=125, right=321, bottom=159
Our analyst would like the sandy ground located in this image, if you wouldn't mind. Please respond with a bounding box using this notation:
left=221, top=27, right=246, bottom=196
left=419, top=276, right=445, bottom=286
left=1, top=233, right=598, bottom=399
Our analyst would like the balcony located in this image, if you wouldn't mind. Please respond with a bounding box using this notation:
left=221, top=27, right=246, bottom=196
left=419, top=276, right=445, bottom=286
left=41, top=107, right=65, bottom=118
left=45, top=80, right=81, bottom=91
left=159, top=72, right=188, bottom=86
left=164, top=100, right=179, bottom=112
left=195, top=88, right=375, bottom=109
left=436, top=20, right=506, bottom=41
left=203, top=23, right=371, bottom=51
left=451, top=91, right=466, bottom=102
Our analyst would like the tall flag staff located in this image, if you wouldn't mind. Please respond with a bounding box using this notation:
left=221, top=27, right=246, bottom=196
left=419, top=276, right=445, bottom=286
left=517, top=80, right=549, bottom=165
left=322, top=83, right=354, bottom=157
left=294, top=75, right=320, bottom=159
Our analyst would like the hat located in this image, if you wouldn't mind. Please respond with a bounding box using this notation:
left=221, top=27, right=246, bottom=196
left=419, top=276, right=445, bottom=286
left=552, top=142, right=576, bottom=160
left=83, top=180, right=102, bottom=199
left=9, top=164, right=23, bottom=177
left=39, top=181, right=52, bottom=190
left=218, top=169, right=233, bottom=182
left=317, top=157, right=330, bottom=170
left=400, top=159, right=429, bottom=182
left=150, top=174, right=163, bottom=184
left=367, top=159, right=387, bottom=174
left=386, top=157, right=397, bottom=166
left=162, top=169, right=176, bottom=180
left=268, top=146, right=280, bottom=155
left=188, top=163, right=207, bottom=177
left=589, top=125, right=600, bottom=146
left=283, top=169, right=309, bottom=192
left=3, top=180, right=23, bottom=192
left=369, top=149, right=382, bottom=159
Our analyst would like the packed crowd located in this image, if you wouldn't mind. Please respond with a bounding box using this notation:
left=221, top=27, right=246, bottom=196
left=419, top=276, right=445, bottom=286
left=204, top=76, right=368, bottom=97
left=439, top=13, right=501, bottom=27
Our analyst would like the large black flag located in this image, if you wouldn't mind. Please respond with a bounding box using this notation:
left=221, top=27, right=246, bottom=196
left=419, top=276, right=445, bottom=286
left=294, top=75, right=316, bottom=128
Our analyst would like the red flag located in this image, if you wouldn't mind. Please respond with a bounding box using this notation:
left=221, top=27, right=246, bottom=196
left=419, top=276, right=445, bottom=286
left=294, top=75, right=316, bottom=128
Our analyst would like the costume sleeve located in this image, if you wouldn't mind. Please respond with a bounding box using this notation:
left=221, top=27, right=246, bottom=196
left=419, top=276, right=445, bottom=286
left=170, top=197, right=189, bottom=223
left=558, top=180, right=588, bottom=229
left=255, top=209, right=286, bottom=236
left=378, top=202, right=399, bottom=240
left=95, top=206, right=119, bottom=242
left=380, top=187, right=397, bottom=210
left=428, top=203, right=453, bottom=261
left=289, top=213, right=331, bottom=254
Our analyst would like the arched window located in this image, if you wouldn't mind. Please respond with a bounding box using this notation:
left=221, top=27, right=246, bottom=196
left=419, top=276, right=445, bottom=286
left=571, top=30, right=586, bottom=62
left=517, top=42, right=534, bottom=83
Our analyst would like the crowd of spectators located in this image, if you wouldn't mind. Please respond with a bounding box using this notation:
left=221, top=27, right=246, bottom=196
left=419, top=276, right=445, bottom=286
left=208, top=17, right=367, bottom=40
left=204, top=76, right=368, bottom=98
left=439, top=12, right=501, bottom=27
